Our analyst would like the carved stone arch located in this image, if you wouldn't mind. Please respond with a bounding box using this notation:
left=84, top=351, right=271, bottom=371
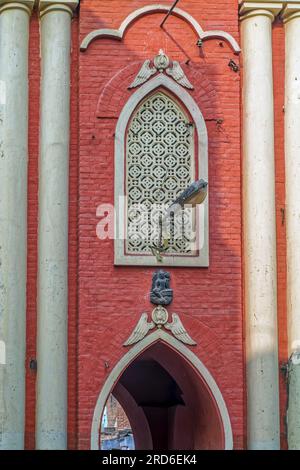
left=114, top=73, right=209, bottom=266
left=91, top=329, right=233, bottom=450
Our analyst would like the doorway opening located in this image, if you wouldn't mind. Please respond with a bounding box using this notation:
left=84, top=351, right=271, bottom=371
left=93, top=333, right=233, bottom=450
left=100, top=394, right=135, bottom=450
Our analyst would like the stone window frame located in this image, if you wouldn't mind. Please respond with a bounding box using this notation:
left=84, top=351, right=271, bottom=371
left=114, top=74, right=209, bottom=267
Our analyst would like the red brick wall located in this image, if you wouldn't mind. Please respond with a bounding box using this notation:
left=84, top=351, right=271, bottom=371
left=273, top=19, right=288, bottom=450
left=25, top=12, right=40, bottom=450
left=78, top=0, right=244, bottom=449
left=68, top=14, right=80, bottom=450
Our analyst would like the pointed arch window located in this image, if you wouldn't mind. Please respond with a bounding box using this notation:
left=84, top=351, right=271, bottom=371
left=114, top=76, right=208, bottom=267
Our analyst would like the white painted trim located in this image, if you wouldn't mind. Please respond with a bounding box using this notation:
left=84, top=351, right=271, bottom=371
left=80, top=4, right=241, bottom=54
left=90, top=329, right=233, bottom=450
left=114, top=74, right=209, bottom=267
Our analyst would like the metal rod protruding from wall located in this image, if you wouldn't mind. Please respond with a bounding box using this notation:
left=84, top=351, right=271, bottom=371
left=160, top=0, right=180, bottom=28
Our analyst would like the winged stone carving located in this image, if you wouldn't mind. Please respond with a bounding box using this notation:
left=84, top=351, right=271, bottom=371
left=128, top=60, right=156, bottom=89
left=164, top=313, right=197, bottom=345
left=123, top=313, right=155, bottom=346
left=128, top=51, right=194, bottom=90
left=124, top=308, right=196, bottom=347
left=166, top=61, right=194, bottom=90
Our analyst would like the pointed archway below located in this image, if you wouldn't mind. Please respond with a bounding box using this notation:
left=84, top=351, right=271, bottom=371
left=91, top=330, right=233, bottom=450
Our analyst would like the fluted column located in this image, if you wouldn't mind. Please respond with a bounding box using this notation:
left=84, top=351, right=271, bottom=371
left=239, top=1, right=282, bottom=450
left=0, top=0, right=34, bottom=450
left=36, top=0, right=78, bottom=450
left=282, top=2, right=300, bottom=450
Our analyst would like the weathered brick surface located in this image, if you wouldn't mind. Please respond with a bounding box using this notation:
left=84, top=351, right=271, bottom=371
left=78, top=0, right=244, bottom=450
left=68, top=15, right=80, bottom=450
left=25, top=12, right=40, bottom=450
left=273, top=19, right=288, bottom=450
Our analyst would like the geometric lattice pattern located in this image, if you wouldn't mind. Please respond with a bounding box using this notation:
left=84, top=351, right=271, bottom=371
left=126, top=92, right=195, bottom=255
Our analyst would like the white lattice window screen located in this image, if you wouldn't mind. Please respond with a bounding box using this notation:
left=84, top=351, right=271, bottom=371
left=126, top=91, right=196, bottom=256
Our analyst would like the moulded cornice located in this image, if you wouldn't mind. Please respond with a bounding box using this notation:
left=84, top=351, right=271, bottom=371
left=239, top=1, right=284, bottom=17
left=38, top=0, right=78, bottom=17
left=0, top=0, right=34, bottom=14
left=282, top=2, right=300, bottom=22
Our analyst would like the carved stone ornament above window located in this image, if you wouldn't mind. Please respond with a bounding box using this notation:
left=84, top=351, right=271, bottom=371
left=129, top=50, right=194, bottom=90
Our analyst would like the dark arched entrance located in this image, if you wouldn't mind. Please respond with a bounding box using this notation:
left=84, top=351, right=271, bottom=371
left=93, top=333, right=232, bottom=450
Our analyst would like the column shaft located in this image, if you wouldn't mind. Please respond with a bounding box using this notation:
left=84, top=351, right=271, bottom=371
left=0, top=1, right=32, bottom=449
left=35, top=3, right=75, bottom=449
left=283, top=7, right=300, bottom=450
left=241, top=9, right=280, bottom=450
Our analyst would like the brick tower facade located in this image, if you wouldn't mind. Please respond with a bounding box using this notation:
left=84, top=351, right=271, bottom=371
left=0, top=0, right=300, bottom=451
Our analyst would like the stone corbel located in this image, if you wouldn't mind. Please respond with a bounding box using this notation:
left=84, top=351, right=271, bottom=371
left=0, top=0, right=34, bottom=14
left=38, top=0, right=78, bottom=17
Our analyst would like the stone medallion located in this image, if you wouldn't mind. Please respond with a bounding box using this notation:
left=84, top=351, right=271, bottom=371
left=151, top=306, right=168, bottom=328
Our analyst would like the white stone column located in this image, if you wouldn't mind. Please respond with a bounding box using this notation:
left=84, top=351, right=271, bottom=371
left=0, top=0, right=33, bottom=450
left=36, top=0, right=78, bottom=450
left=283, top=2, right=300, bottom=450
left=239, top=1, right=282, bottom=450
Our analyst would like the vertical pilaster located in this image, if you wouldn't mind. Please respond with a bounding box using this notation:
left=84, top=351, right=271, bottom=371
left=35, top=0, right=78, bottom=450
left=0, top=0, right=34, bottom=449
left=239, top=0, right=282, bottom=450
